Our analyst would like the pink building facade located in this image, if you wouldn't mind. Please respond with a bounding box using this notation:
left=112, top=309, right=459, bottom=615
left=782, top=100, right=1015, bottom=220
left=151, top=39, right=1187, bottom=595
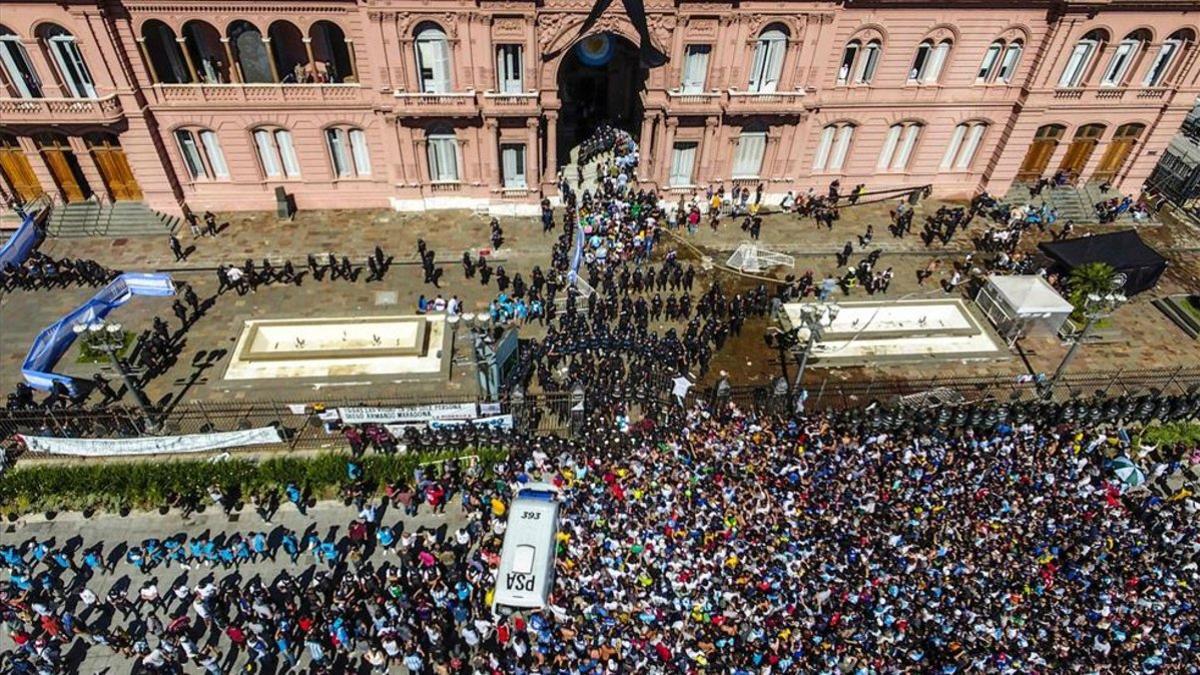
left=0, top=0, right=1197, bottom=216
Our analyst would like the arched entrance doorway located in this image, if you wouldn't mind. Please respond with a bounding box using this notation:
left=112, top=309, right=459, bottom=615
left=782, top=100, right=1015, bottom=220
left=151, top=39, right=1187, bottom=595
left=556, top=32, right=647, bottom=168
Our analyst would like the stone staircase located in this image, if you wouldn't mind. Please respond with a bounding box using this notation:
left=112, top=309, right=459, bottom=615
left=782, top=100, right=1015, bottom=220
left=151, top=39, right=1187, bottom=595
left=561, top=145, right=608, bottom=195
left=47, top=200, right=180, bottom=238
left=1002, top=182, right=1155, bottom=226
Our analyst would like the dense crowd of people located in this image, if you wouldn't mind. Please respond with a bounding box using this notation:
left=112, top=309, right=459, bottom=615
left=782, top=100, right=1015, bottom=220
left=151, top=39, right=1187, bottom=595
left=3, top=401, right=1197, bottom=673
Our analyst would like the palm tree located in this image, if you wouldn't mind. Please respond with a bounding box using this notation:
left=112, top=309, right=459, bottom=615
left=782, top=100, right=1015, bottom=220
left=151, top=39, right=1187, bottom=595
left=1067, top=261, right=1117, bottom=320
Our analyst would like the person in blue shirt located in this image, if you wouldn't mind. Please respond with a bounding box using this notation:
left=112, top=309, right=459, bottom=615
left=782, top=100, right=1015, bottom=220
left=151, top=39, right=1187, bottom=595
left=376, top=525, right=396, bottom=551
left=280, top=531, right=300, bottom=563
left=285, top=482, right=306, bottom=515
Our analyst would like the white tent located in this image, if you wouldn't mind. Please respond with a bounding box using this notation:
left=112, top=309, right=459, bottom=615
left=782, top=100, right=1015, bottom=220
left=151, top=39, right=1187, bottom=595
left=976, top=275, right=1073, bottom=344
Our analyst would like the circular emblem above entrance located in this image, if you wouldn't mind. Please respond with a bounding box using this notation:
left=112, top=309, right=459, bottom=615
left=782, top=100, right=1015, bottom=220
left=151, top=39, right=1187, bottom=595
left=576, top=33, right=614, bottom=67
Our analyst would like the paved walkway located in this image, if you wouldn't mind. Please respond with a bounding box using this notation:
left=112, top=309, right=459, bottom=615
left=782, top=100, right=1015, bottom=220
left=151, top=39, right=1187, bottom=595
left=3, top=198, right=1198, bottom=403
left=1, top=497, right=468, bottom=673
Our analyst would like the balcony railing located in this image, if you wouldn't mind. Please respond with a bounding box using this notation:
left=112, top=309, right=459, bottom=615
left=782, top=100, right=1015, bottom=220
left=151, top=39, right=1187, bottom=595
left=481, top=91, right=539, bottom=116
left=153, top=83, right=362, bottom=105
left=429, top=182, right=462, bottom=193
left=394, top=90, right=477, bottom=116
left=665, top=89, right=723, bottom=114
left=725, top=89, right=806, bottom=114
left=1051, top=86, right=1172, bottom=103
left=0, top=94, right=124, bottom=122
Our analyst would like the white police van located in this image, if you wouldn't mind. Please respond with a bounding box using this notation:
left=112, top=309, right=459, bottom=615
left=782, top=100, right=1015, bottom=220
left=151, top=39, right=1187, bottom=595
left=491, top=482, right=560, bottom=615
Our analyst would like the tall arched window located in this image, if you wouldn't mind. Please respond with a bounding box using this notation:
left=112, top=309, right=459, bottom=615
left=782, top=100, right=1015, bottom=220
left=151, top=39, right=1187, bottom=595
left=326, top=126, right=371, bottom=178
left=37, top=24, right=96, bottom=98
left=182, top=21, right=228, bottom=84
left=269, top=21, right=307, bottom=83
left=748, top=25, right=788, bottom=93
left=733, top=124, right=768, bottom=178
left=858, top=40, right=882, bottom=83
left=142, top=20, right=191, bottom=84
left=229, top=21, right=274, bottom=83
left=813, top=123, right=855, bottom=172
left=1058, top=29, right=1107, bottom=88
left=837, top=41, right=860, bottom=85
left=426, top=128, right=460, bottom=182
left=310, top=21, right=354, bottom=83
left=878, top=122, right=923, bottom=171
left=1101, top=30, right=1150, bottom=87
left=252, top=127, right=300, bottom=178
left=415, top=24, right=452, bottom=93
left=1142, top=29, right=1192, bottom=87
left=996, top=41, right=1023, bottom=83
left=977, top=41, right=1003, bottom=82
left=941, top=122, right=988, bottom=170
left=0, top=26, right=42, bottom=98
left=910, top=38, right=951, bottom=83
left=174, top=128, right=229, bottom=180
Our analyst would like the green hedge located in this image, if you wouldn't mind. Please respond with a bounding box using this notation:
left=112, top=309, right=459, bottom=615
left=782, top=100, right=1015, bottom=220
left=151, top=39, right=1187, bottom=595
left=1138, top=422, right=1200, bottom=447
left=0, top=448, right=507, bottom=516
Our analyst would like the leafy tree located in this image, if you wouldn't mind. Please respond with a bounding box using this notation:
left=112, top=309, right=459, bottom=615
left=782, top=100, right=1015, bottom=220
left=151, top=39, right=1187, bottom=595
left=1067, top=262, right=1117, bottom=320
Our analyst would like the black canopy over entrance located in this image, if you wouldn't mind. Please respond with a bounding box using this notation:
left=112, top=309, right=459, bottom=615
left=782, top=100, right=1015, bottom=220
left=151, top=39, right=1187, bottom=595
left=1038, top=230, right=1167, bottom=295
left=555, top=32, right=647, bottom=168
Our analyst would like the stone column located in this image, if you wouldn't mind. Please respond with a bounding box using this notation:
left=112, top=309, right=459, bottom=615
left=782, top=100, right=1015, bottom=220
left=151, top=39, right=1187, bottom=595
left=262, top=37, right=281, bottom=83
left=176, top=37, right=199, bottom=83
left=483, top=118, right=500, bottom=188
left=698, top=116, right=720, bottom=178
left=526, top=117, right=541, bottom=190
left=543, top=111, right=558, bottom=186
left=136, top=37, right=158, bottom=85
left=660, top=117, right=679, bottom=186
left=222, top=38, right=242, bottom=83
left=302, top=37, right=316, bottom=79
left=344, top=38, right=359, bottom=82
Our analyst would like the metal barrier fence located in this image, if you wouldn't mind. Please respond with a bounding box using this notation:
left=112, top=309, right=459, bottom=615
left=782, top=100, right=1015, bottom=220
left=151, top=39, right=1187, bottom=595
left=3, top=366, right=1198, bottom=451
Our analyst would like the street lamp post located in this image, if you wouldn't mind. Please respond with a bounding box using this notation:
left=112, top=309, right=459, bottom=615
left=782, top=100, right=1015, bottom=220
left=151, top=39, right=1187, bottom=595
left=76, top=320, right=159, bottom=433
left=767, top=303, right=840, bottom=397
left=1043, top=287, right=1127, bottom=397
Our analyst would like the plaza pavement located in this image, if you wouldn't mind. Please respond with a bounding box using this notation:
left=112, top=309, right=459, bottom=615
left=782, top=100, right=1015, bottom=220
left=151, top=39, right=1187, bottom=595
left=0, top=496, right=469, bottom=673
left=2, top=196, right=1199, bottom=406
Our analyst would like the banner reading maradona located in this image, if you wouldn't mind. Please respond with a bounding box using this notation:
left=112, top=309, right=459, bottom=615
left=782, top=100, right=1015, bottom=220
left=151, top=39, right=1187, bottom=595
left=17, top=427, right=283, bottom=457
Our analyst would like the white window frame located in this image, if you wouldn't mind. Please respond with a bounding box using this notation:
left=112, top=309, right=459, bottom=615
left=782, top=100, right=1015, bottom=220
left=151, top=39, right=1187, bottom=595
left=427, top=133, right=460, bottom=183
left=199, top=130, right=229, bottom=179
left=996, top=42, right=1023, bottom=83
left=837, top=41, right=859, bottom=85
left=815, top=124, right=854, bottom=173
left=1101, top=38, right=1140, bottom=87
left=830, top=125, right=854, bottom=171
left=0, top=35, right=42, bottom=98
left=253, top=128, right=300, bottom=179
left=1141, top=39, right=1180, bottom=87
left=1058, top=39, right=1097, bottom=88
left=349, top=129, right=371, bottom=176
left=175, top=130, right=208, bottom=180
left=496, top=44, right=523, bottom=94
left=977, top=41, right=1003, bottom=82
left=669, top=141, right=698, bottom=187
left=909, top=41, right=932, bottom=82
left=879, top=123, right=921, bottom=171
left=732, top=131, right=767, bottom=178
left=857, top=41, right=881, bottom=84
left=748, top=28, right=786, bottom=93
left=940, top=122, right=987, bottom=171
left=500, top=143, right=526, bottom=189
left=681, top=44, right=711, bottom=93
left=46, top=33, right=96, bottom=98
left=415, top=26, right=452, bottom=94
left=924, top=40, right=951, bottom=83
left=326, top=128, right=353, bottom=178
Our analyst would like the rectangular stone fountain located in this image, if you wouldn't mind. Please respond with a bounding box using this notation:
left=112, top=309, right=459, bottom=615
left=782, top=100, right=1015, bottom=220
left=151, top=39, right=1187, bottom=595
left=781, top=299, right=1008, bottom=366
left=224, top=315, right=448, bottom=381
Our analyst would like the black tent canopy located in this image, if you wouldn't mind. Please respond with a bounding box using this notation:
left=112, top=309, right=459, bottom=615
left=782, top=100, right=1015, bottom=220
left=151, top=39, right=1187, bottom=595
left=1037, top=230, right=1167, bottom=295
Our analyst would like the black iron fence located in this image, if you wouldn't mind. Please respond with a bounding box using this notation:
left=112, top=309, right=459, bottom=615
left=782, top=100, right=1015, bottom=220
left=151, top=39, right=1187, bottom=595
left=3, top=366, right=1199, bottom=454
